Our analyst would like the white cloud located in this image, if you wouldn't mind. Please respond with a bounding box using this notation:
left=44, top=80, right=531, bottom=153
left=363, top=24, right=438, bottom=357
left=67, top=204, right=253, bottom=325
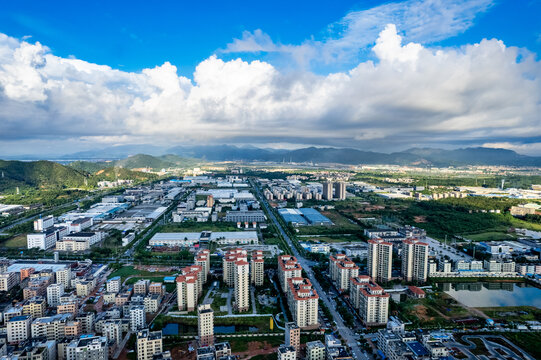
left=222, top=0, right=493, bottom=68
left=0, top=20, right=539, bottom=155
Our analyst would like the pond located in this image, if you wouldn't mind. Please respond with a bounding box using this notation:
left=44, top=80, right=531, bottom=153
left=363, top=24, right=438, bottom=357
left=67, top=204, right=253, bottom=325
left=437, top=282, right=541, bottom=308
left=161, top=323, right=258, bottom=335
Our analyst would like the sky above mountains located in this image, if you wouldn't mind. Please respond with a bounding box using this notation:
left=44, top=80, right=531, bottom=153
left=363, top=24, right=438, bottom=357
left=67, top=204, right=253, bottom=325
left=0, top=0, right=540, bottom=156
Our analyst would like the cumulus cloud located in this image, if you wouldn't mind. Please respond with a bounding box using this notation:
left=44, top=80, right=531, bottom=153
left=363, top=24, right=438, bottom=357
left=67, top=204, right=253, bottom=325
left=222, top=0, right=493, bottom=68
left=0, top=19, right=540, bottom=155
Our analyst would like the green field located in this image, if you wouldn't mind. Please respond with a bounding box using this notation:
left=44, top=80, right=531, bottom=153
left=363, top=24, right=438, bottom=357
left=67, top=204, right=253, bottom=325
left=0, top=234, right=27, bottom=248
left=466, top=231, right=517, bottom=242
left=158, top=221, right=239, bottom=233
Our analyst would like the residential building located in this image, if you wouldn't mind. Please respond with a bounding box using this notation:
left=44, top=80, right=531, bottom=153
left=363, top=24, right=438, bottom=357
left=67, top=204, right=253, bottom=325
left=401, top=239, right=429, bottom=283
left=0, top=271, right=20, bottom=291
left=103, top=320, right=122, bottom=346
left=129, top=305, right=146, bottom=331
left=7, top=315, right=31, bottom=343
left=148, top=282, right=165, bottom=296
left=322, top=182, right=333, bottom=200
left=194, top=249, right=211, bottom=284
left=367, top=238, right=393, bottom=282
left=277, top=255, right=302, bottom=292
left=284, top=322, right=300, bottom=352
left=251, top=250, right=264, bottom=286
left=234, top=260, right=250, bottom=312
left=47, top=283, right=65, bottom=307
left=223, top=249, right=247, bottom=287
left=66, top=336, right=108, bottom=360
left=329, top=254, right=359, bottom=292
left=198, top=304, right=214, bottom=347
left=107, top=276, right=121, bottom=293
left=144, top=294, right=161, bottom=313
left=286, top=278, right=319, bottom=329
left=137, top=329, right=163, bottom=360
left=22, top=297, right=47, bottom=319
left=55, top=267, right=72, bottom=289
left=31, top=313, right=72, bottom=340
left=306, top=340, right=325, bottom=360
left=277, top=345, right=296, bottom=360
left=350, top=276, right=389, bottom=326
left=333, top=182, right=346, bottom=200
left=58, top=301, right=78, bottom=316
left=134, top=279, right=150, bottom=295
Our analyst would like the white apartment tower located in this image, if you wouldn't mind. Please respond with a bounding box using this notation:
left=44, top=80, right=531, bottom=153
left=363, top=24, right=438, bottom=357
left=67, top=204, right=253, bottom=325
left=401, top=239, right=429, bottom=283
left=367, top=238, right=393, bottom=282
left=234, top=260, right=250, bottom=312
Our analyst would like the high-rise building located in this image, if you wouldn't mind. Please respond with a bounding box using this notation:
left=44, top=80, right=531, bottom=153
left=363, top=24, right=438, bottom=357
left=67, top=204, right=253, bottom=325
left=277, top=255, right=302, bottom=292
left=136, top=329, right=163, bottom=360
left=286, top=278, right=319, bottom=329
left=306, top=340, right=325, bottom=360
left=176, top=265, right=203, bottom=311
left=284, top=322, right=300, bottom=352
left=223, top=249, right=247, bottom=287
left=401, top=239, right=429, bottom=283
left=234, top=259, right=250, bottom=312
left=333, top=182, right=346, bottom=200
left=7, top=315, right=31, bottom=343
left=350, top=276, right=389, bottom=326
left=251, top=250, right=264, bottom=286
left=329, top=254, right=359, bottom=292
left=206, top=195, right=214, bottom=208
left=198, top=304, right=214, bottom=346
left=66, top=335, right=108, bottom=360
left=195, top=249, right=211, bottom=284
left=46, top=283, right=64, bottom=307
left=322, top=182, right=333, bottom=200
left=277, top=345, right=297, bottom=360
left=367, top=238, right=393, bottom=282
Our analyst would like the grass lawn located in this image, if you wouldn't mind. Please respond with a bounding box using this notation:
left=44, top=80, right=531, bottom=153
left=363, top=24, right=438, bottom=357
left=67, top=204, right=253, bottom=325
left=108, top=266, right=176, bottom=280
left=0, top=234, right=27, bottom=248
left=295, top=210, right=363, bottom=236
left=465, top=231, right=516, bottom=242
left=155, top=315, right=277, bottom=333
left=476, top=306, right=541, bottom=322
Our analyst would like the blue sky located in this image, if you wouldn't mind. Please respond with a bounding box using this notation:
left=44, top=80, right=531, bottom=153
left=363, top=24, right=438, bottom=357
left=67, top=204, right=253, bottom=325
left=0, top=0, right=540, bottom=157
left=1, top=0, right=539, bottom=75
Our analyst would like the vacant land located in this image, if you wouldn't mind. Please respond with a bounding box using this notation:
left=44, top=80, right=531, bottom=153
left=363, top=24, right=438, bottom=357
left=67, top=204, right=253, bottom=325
left=108, top=266, right=176, bottom=281
left=476, top=306, right=541, bottom=322
left=0, top=234, right=27, bottom=248
left=158, top=222, right=239, bottom=233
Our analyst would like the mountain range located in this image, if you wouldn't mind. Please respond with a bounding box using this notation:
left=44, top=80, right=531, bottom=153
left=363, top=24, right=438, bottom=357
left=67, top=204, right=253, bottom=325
left=3, top=145, right=541, bottom=167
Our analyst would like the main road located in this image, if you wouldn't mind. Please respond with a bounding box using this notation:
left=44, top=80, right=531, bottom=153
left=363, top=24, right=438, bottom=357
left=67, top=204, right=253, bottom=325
left=250, top=179, right=369, bottom=360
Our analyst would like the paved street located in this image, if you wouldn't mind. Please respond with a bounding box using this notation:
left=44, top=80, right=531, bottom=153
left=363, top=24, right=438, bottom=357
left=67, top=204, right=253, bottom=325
left=251, top=179, right=368, bottom=360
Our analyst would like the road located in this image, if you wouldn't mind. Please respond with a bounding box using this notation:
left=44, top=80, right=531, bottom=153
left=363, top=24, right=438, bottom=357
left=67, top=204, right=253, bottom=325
left=251, top=179, right=368, bottom=360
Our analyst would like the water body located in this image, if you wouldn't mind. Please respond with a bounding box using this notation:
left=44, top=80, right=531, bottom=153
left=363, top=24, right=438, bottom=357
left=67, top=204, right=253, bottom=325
left=437, top=282, right=541, bottom=308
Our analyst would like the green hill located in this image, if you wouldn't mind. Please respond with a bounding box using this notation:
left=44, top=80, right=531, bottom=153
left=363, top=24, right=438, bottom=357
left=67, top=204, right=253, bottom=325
left=0, top=160, right=88, bottom=191
left=114, top=154, right=174, bottom=170
left=69, top=154, right=202, bottom=172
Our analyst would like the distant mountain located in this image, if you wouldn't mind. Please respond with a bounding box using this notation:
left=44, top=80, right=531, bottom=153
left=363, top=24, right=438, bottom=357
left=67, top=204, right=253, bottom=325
left=61, top=145, right=167, bottom=160
left=68, top=154, right=201, bottom=172
left=166, top=145, right=541, bottom=167
left=402, top=147, right=541, bottom=167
